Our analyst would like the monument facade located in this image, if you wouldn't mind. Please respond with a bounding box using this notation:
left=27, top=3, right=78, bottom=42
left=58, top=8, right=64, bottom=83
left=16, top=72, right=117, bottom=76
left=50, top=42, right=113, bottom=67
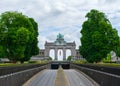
left=38, top=33, right=81, bottom=60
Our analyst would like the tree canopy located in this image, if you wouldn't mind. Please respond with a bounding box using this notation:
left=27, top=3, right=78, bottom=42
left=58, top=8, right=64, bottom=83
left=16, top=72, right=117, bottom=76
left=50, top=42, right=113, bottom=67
left=0, top=11, right=39, bottom=63
left=115, top=38, right=120, bottom=57
left=79, top=9, right=120, bottom=63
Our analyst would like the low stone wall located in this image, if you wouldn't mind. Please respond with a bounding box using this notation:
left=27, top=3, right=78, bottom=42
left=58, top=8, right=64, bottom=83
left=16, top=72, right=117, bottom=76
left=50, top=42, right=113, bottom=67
left=71, top=64, right=120, bottom=86
left=0, top=65, right=46, bottom=86
left=0, top=64, right=47, bottom=76
left=74, top=63, right=120, bottom=76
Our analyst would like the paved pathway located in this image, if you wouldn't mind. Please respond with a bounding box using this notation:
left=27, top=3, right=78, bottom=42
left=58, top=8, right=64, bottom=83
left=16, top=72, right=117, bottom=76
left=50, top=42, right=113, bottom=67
left=64, top=69, right=97, bottom=86
left=29, top=69, right=57, bottom=86
left=25, top=69, right=98, bottom=86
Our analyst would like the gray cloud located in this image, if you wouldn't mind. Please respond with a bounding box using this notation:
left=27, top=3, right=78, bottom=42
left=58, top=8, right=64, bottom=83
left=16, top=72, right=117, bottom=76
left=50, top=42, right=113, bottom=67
left=0, top=0, right=120, bottom=49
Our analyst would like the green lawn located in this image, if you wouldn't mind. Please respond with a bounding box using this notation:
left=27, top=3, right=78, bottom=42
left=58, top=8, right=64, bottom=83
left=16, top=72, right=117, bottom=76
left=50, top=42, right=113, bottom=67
left=0, top=60, right=48, bottom=67
left=96, top=63, right=120, bottom=67
left=73, top=60, right=120, bottom=67
left=0, top=63, right=29, bottom=67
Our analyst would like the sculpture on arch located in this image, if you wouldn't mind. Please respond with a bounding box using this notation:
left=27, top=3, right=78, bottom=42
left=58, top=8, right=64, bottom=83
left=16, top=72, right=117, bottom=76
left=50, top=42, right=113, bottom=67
left=57, top=33, right=64, bottom=39
left=44, top=33, right=76, bottom=60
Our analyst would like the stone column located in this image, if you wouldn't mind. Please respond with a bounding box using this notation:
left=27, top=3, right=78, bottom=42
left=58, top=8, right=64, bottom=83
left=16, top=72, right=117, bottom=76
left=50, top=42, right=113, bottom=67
left=45, top=48, right=50, bottom=59
left=55, top=48, right=58, bottom=60
left=71, top=48, right=76, bottom=58
left=63, top=48, right=66, bottom=60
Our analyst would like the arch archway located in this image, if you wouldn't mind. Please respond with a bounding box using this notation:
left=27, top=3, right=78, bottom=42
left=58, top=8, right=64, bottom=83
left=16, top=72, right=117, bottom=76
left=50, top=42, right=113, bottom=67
left=49, top=49, right=55, bottom=60
left=57, top=49, right=63, bottom=61
left=66, top=49, right=71, bottom=59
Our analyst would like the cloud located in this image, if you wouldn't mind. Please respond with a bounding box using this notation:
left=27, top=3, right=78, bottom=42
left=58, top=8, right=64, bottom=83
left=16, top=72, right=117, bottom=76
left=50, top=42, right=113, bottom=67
left=0, top=0, right=120, bottom=49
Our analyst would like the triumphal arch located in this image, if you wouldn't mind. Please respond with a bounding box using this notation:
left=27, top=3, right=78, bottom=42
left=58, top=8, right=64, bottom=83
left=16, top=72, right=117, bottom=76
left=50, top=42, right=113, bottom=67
left=44, top=33, right=76, bottom=60
left=37, top=33, right=81, bottom=61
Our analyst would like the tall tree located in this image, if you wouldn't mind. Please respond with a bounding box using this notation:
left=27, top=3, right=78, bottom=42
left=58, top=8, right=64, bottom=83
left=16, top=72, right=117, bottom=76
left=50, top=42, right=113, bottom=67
left=79, top=9, right=119, bottom=63
left=115, top=38, right=120, bottom=57
left=7, top=27, right=30, bottom=62
left=29, top=18, right=39, bottom=56
left=0, top=11, right=39, bottom=63
left=23, top=18, right=39, bottom=62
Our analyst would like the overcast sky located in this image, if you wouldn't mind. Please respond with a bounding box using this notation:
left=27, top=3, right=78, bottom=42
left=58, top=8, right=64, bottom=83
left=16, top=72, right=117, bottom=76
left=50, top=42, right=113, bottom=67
left=0, top=0, right=120, bottom=49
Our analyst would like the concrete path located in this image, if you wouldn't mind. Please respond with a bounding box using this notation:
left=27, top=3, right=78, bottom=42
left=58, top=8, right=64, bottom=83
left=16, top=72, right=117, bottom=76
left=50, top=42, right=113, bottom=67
left=64, top=69, right=97, bottom=86
left=28, top=69, right=57, bottom=86
left=24, top=69, right=98, bottom=86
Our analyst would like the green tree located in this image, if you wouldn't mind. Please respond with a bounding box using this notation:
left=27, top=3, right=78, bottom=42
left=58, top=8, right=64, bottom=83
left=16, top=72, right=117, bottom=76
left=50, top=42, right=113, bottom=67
left=7, top=27, right=31, bottom=62
left=0, top=11, right=39, bottom=63
left=79, top=9, right=119, bottom=63
left=28, top=18, right=39, bottom=56
left=115, top=38, right=120, bottom=57
left=67, top=56, right=72, bottom=61
left=0, top=45, right=6, bottom=58
left=23, top=18, right=39, bottom=62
